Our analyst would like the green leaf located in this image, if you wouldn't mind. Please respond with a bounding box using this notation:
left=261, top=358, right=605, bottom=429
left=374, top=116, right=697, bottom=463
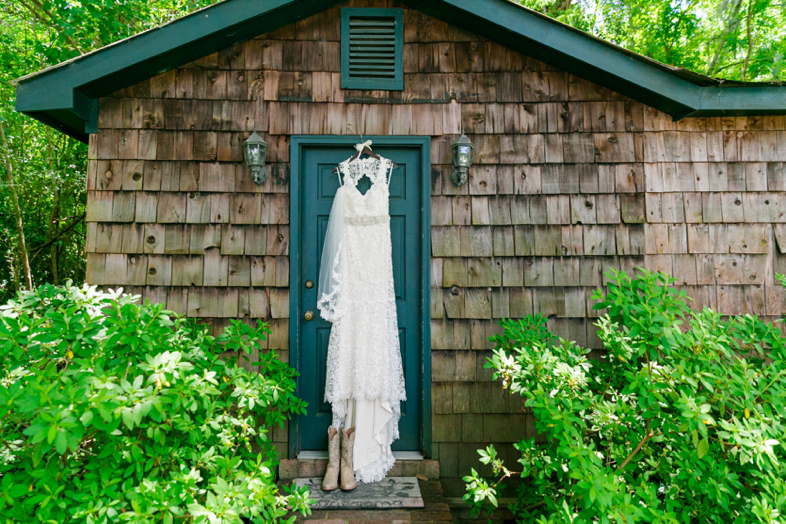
left=188, top=503, right=208, bottom=517
left=121, top=409, right=134, bottom=430
left=9, top=484, right=28, bottom=498
left=697, top=437, right=709, bottom=458
left=80, top=411, right=94, bottom=426
left=55, top=430, right=67, bottom=455
left=47, top=424, right=58, bottom=444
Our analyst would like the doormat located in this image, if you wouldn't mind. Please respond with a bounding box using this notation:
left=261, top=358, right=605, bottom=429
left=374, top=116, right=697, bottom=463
left=294, top=476, right=424, bottom=509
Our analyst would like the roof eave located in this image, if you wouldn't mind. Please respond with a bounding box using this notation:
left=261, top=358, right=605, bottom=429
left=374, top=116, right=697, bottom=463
left=691, top=86, right=786, bottom=116
left=408, top=0, right=704, bottom=116
left=15, top=80, right=97, bottom=140
left=15, top=0, right=786, bottom=143
left=410, top=0, right=786, bottom=118
left=14, top=0, right=344, bottom=142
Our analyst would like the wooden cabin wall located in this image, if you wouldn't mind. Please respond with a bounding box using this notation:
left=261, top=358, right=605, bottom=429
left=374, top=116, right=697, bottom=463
left=84, top=0, right=786, bottom=497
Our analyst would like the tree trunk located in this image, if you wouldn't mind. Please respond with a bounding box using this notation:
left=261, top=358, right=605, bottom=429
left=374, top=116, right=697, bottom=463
left=706, top=0, right=745, bottom=77
left=46, top=129, right=60, bottom=284
left=47, top=190, right=60, bottom=285
left=741, top=0, right=755, bottom=81
left=0, top=120, right=33, bottom=290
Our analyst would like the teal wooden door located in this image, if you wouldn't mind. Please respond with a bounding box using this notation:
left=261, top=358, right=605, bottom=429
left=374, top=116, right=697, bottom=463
left=290, top=136, right=430, bottom=456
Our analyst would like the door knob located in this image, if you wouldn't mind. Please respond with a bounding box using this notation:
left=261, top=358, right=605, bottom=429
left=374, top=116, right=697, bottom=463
left=304, top=311, right=314, bottom=321
left=305, top=280, right=314, bottom=288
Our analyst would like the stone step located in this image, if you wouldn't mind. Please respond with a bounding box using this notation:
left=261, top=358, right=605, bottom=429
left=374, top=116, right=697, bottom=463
left=284, top=478, right=454, bottom=522
left=278, top=457, right=440, bottom=481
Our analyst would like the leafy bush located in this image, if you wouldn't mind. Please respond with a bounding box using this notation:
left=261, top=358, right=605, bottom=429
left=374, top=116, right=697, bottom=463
left=0, top=283, right=310, bottom=523
left=465, top=269, right=786, bottom=523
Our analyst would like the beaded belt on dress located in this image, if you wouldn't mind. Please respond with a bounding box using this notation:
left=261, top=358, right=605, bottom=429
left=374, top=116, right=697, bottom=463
left=345, top=215, right=389, bottom=226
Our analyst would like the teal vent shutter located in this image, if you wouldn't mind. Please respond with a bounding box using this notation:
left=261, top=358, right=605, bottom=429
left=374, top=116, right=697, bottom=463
left=341, top=8, right=403, bottom=91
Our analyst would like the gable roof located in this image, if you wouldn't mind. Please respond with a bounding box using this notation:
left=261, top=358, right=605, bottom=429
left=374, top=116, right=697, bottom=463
left=14, top=0, right=786, bottom=143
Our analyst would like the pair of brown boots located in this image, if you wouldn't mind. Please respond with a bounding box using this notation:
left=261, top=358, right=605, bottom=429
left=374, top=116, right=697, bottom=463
left=321, top=427, right=357, bottom=491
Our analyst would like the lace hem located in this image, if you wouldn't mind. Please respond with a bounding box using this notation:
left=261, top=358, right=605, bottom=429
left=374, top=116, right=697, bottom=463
left=328, top=392, right=406, bottom=429
left=355, top=451, right=395, bottom=484
left=355, top=402, right=400, bottom=483
left=330, top=400, right=401, bottom=484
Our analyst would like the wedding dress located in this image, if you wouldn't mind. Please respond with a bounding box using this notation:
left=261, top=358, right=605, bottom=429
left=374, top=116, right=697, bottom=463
left=316, top=143, right=406, bottom=483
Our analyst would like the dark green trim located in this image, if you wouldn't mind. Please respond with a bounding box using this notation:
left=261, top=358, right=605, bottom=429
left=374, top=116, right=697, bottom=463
left=14, top=86, right=98, bottom=140
left=14, top=0, right=786, bottom=141
left=288, top=135, right=431, bottom=459
left=693, top=86, right=786, bottom=116
left=418, top=136, right=432, bottom=457
left=289, top=136, right=302, bottom=461
left=340, top=8, right=404, bottom=91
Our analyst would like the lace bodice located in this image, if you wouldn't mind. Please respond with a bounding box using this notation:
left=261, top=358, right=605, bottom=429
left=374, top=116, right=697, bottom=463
left=338, top=157, right=394, bottom=221
left=339, top=156, right=392, bottom=187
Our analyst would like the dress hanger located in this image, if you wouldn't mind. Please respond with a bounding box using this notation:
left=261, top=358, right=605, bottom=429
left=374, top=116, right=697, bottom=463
left=333, top=139, right=399, bottom=174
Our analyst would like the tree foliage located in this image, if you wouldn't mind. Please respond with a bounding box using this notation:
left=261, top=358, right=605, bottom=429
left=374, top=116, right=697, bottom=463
left=521, top=0, right=786, bottom=81
left=0, top=283, right=310, bottom=523
left=466, top=269, right=786, bottom=522
left=0, top=0, right=221, bottom=302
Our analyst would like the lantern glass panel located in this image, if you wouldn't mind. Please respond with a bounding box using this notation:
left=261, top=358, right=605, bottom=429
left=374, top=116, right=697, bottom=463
left=246, top=144, right=261, bottom=164
left=458, top=145, right=471, bottom=166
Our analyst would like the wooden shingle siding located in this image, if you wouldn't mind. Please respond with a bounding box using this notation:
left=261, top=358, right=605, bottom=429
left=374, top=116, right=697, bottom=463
left=85, top=0, right=786, bottom=492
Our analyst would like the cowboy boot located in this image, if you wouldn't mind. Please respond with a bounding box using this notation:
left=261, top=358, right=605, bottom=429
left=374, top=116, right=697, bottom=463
left=321, top=427, right=340, bottom=491
left=339, top=427, right=357, bottom=491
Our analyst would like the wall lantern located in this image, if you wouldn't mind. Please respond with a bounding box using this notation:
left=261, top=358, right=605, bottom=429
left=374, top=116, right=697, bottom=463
left=243, top=131, right=268, bottom=185
left=450, top=133, right=474, bottom=187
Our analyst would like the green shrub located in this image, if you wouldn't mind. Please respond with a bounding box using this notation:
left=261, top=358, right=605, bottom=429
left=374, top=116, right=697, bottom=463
left=0, top=283, right=310, bottom=523
left=465, top=269, right=786, bottom=523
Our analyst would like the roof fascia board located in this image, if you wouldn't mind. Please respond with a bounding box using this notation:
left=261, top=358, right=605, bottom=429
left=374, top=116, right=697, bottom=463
left=15, top=79, right=97, bottom=139
left=15, top=81, right=74, bottom=112
left=695, top=87, right=786, bottom=115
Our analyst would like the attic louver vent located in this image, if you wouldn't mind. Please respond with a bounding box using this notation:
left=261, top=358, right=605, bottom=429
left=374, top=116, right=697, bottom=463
left=341, top=8, right=403, bottom=91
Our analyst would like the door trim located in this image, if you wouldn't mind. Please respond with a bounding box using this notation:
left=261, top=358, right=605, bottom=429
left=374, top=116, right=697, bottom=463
left=288, top=135, right=431, bottom=459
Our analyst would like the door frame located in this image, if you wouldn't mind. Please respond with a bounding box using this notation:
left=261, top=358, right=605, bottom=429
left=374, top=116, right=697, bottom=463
left=288, top=135, right=432, bottom=459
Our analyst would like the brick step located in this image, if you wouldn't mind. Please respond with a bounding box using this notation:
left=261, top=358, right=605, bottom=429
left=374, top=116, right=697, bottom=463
left=278, top=457, right=440, bottom=481
left=448, top=497, right=517, bottom=523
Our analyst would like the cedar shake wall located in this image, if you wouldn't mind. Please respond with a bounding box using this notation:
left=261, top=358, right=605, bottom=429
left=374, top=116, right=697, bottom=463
left=83, top=0, right=786, bottom=496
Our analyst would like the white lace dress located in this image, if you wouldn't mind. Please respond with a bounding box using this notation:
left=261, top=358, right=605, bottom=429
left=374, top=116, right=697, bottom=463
left=316, top=154, right=406, bottom=484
